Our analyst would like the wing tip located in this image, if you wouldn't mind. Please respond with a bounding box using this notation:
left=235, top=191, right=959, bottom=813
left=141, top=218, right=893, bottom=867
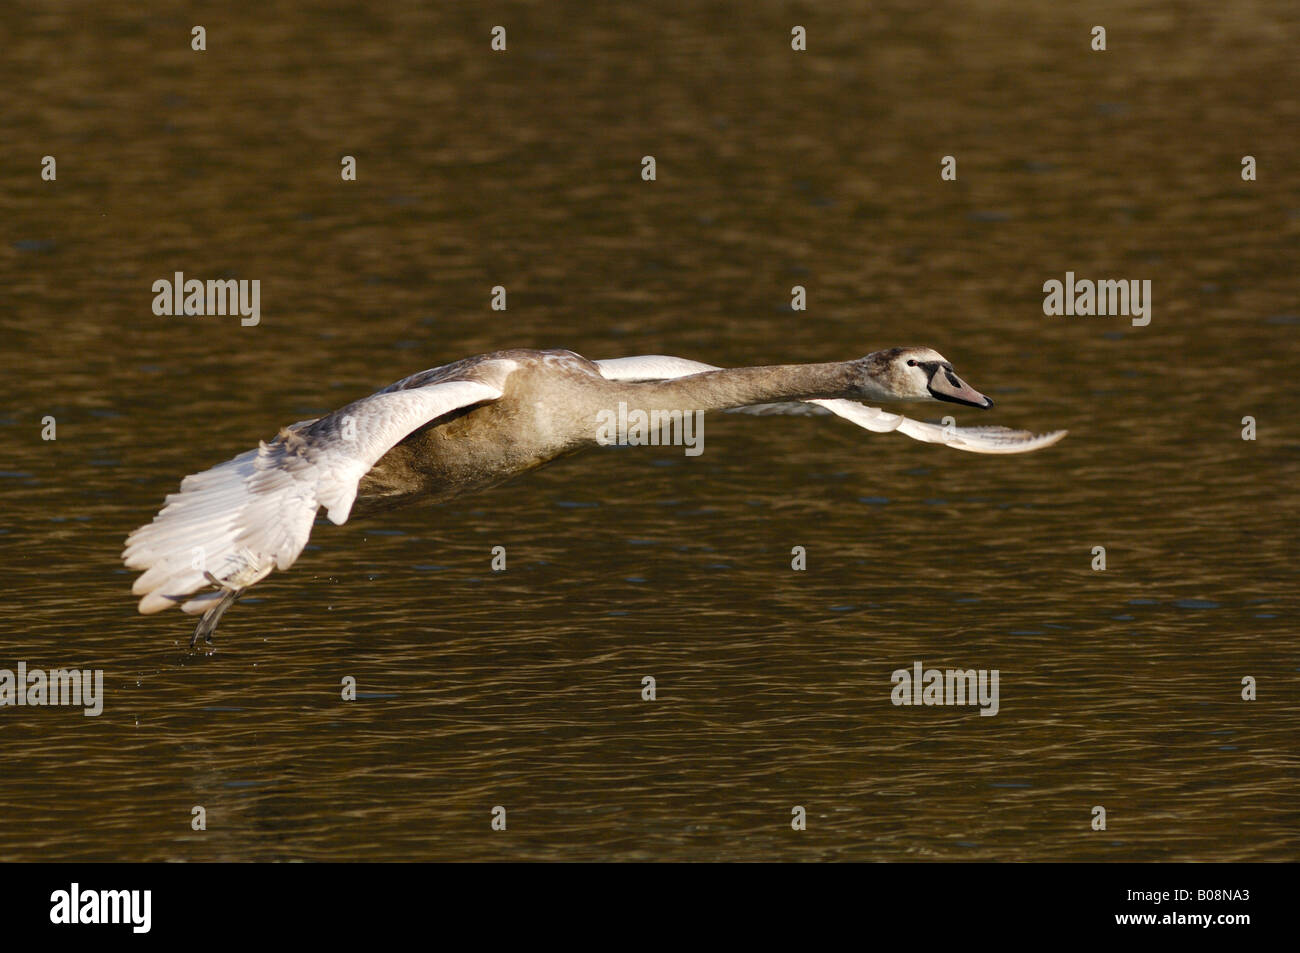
left=949, top=426, right=1069, bottom=454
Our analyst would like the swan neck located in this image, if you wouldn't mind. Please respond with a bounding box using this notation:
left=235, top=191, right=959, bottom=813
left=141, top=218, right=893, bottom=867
left=627, top=362, right=857, bottom=411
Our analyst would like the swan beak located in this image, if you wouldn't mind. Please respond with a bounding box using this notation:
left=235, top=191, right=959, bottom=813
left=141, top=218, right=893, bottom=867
left=928, top=366, right=994, bottom=408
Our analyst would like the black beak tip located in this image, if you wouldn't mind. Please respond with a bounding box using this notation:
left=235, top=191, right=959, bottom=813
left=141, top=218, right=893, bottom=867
left=982, top=396, right=995, bottom=409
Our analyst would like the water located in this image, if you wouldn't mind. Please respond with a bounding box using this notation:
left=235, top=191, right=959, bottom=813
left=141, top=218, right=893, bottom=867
left=1, top=1, right=1296, bottom=860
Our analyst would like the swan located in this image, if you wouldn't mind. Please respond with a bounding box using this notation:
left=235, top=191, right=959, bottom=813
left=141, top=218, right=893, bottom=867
left=122, top=347, right=1066, bottom=646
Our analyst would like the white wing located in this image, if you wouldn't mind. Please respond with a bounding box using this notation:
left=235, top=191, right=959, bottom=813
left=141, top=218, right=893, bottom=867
left=806, top=399, right=1068, bottom=454
left=124, top=374, right=505, bottom=615
left=595, top=355, right=1066, bottom=455
left=595, top=355, right=719, bottom=381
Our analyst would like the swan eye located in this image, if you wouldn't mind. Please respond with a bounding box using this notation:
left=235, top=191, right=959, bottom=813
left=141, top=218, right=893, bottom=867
left=907, top=359, right=917, bottom=367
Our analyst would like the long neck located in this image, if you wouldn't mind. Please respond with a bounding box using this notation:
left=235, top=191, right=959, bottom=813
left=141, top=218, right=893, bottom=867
left=617, top=362, right=857, bottom=413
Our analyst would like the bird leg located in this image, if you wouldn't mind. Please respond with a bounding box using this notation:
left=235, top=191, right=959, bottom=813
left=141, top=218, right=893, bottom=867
left=189, top=574, right=247, bottom=650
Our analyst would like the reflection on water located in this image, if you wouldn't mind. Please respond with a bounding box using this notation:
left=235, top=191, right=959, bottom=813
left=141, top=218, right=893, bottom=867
left=1, top=1, right=1297, bottom=860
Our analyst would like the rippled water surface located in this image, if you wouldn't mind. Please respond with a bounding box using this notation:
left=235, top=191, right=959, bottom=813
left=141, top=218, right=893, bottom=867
left=1, top=1, right=1297, bottom=861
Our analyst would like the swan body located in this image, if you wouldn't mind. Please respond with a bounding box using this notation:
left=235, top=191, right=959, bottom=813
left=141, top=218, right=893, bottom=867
left=122, top=347, right=1065, bottom=645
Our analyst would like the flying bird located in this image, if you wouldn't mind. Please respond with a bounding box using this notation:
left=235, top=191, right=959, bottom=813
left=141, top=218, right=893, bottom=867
left=122, top=347, right=1066, bottom=647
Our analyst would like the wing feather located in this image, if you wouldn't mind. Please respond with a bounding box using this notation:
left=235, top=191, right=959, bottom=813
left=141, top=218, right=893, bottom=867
left=123, top=371, right=506, bottom=614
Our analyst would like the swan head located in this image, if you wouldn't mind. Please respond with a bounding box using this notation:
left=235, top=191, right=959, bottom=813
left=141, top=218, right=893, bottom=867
left=857, top=347, right=994, bottom=408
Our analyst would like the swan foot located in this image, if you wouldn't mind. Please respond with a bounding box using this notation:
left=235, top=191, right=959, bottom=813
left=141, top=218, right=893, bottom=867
left=189, top=576, right=247, bottom=651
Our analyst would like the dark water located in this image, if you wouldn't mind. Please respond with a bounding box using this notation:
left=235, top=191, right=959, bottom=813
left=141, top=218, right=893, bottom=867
left=1, top=2, right=1297, bottom=860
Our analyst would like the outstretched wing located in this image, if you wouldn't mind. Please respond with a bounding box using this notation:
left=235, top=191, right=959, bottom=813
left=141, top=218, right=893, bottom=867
left=799, top=399, right=1068, bottom=453
left=123, top=367, right=510, bottom=615
left=595, top=355, right=1066, bottom=455
left=595, top=355, right=720, bottom=381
